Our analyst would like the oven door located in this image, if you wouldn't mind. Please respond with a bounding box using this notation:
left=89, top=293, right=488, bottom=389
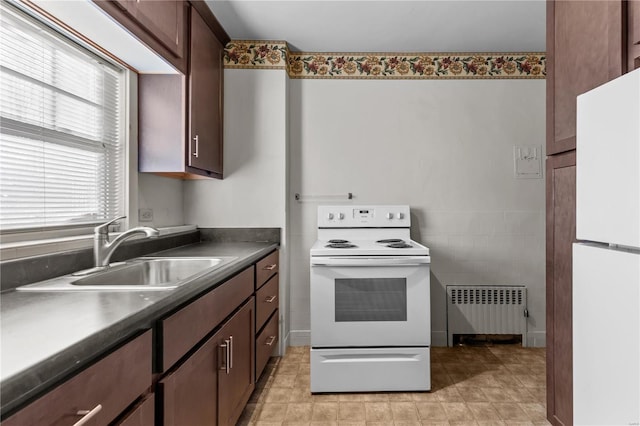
left=310, top=256, right=430, bottom=347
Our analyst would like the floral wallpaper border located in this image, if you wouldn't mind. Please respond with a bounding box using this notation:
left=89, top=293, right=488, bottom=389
left=224, top=40, right=289, bottom=70
left=224, top=40, right=546, bottom=79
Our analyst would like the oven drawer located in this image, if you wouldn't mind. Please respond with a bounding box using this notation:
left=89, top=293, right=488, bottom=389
left=256, top=310, right=279, bottom=379
left=310, top=347, right=430, bottom=393
left=256, top=274, right=278, bottom=331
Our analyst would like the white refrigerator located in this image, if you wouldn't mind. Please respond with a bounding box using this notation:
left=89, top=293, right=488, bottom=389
left=574, top=68, right=640, bottom=425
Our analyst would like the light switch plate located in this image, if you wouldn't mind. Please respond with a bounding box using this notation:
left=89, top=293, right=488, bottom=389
left=514, top=145, right=542, bottom=179
left=139, top=208, right=153, bottom=222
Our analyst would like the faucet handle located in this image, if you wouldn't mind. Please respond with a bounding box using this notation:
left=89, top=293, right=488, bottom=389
left=95, top=216, right=126, bottom=235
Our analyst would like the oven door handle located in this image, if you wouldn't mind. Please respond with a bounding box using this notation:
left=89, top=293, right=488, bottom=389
left=311, top=256, right=430, bottom=267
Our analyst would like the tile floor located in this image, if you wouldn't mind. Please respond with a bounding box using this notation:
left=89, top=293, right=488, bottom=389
left=239, top=345, right=549, bottom=426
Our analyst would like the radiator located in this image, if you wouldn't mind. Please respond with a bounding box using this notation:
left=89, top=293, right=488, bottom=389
left=446, top=285, right=528, bottom=347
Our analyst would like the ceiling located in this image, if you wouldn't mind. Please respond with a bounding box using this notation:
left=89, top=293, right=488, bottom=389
left=205, top=1, right=546, bottom=53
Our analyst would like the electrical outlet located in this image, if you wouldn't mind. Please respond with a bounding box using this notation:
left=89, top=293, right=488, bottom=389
left=139, top=208, right=153, bottom=222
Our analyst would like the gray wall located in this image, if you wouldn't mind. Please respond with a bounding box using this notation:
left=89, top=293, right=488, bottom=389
left=184, top=69, right=290, bottom=354
left=288, top=79, right=546, bottom=347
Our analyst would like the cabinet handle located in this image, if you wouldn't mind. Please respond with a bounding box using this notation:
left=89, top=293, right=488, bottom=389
left=265, top=336, right=276, bottom=346
left=193, top=135, right=199, bottom=158
left=73, top=404, right=102, bottom=426
left=263, top=264, right=277, bottom=271
left=265, top=295, right=277, bottom=303
left=220, top=340, right=230, bottom=374
left=229, top=335, right=233, bottom=369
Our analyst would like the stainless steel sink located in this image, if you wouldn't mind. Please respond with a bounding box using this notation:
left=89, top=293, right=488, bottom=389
left=16, top=257, right=237, bottom=291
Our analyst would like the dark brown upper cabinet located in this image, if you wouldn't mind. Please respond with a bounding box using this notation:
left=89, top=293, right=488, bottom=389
left=628, top=0, right=640, bottom=71
left=187, top=6, right=224, bottom=177
left=93, top=0, right=188, bottom=74
left=138, top=5, right=226, bottom=179
left=546, top=0, right=626, bottom=155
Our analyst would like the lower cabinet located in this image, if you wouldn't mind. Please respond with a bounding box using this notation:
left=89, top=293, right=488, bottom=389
left=255, top=251, right=280, bottom=380
left=4, top=250, right=279, bottom=426
left=546, top=151, right=576, bottom=426
left=256, top=311, right=279, bottom=379
left=217, top=298, right=255, bottom=426
left=116, top=394, right=155, bottom=426
left=160, top=297, right=255, bottom=426
left=160, top=337, right=218, bottom=425
left=4, top=330, right=152, bottom=426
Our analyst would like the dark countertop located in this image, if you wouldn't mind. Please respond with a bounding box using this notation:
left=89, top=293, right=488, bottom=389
left=0, top=241, right=278, bottom=418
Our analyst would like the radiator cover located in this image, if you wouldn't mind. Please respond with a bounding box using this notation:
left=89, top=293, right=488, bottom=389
left=446, top=285, right=528, bottom=347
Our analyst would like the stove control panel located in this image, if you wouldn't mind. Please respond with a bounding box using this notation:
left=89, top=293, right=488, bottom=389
left=318, top=205, right=411, bottom=228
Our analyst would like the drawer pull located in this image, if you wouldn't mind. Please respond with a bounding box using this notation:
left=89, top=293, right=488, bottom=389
left=264, top=295, right=277, bottom=303
left=265, top=335, right=276, bottom=346
left=229, top=335, right=233, bottom=369
left=74, top=404, right=102, bottom=426
left=263, top=264, right=277, bottom=271
left=220, top=340, right=230, bottom=374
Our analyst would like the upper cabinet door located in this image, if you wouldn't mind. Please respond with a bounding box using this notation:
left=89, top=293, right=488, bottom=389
left=629, top=0, right=640, bottom=71
left=547, top=0, right=626, bottom=155
left=188, top=7, right=224, bottom=177
left=126, top=0, right=185, bottom=59
left=93, top=0, right=187, bottom=73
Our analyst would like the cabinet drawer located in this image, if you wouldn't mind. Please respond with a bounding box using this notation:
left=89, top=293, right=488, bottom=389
left=256, top=250, right=278, bottom=290
left=256, top=311, right=279, bottom=380
left=161, top=266, right=254, bottom=371
left=5, top=330, right=152, bottom=426
left=256, top=274, right=279, bottom=331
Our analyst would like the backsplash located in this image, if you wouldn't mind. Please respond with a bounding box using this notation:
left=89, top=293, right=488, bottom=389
left=0, top=231, right=199, bottom=292
left=0, top=228, right=283, bottom=292
left=199, top=228, right=281, bottom=243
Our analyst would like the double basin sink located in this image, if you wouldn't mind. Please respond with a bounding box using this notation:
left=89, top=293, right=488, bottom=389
left=17, top=256, right=237, bottom=291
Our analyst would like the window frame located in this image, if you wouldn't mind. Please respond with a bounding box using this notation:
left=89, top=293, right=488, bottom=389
left=0, top=1, right=132, bottom=244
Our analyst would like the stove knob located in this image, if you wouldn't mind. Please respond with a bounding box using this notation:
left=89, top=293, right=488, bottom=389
left=338, top=213, right=345, bottom=220
left=386, top=212, right=393, bottom=219
left=397, top=212, right=405, bottom=219
left=327, top=213, right=334, bottom=220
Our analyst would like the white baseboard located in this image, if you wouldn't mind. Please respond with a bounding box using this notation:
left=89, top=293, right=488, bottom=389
left=279, top=330, right=290, bottom=356
left=527, top=331, right=546, bottom=348
left=289, top=330, right=311, bottom=346
left=431, top=331, right=447, bottom=347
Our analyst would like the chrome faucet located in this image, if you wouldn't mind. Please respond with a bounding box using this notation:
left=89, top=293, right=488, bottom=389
left=94, top=216, right=159, bottom=268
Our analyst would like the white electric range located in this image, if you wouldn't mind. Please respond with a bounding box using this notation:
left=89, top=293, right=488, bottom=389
left=309, top=205, right=431, bottom=393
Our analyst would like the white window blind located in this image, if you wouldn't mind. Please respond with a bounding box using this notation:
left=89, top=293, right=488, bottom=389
left=0, top=3, right=125, bottom=232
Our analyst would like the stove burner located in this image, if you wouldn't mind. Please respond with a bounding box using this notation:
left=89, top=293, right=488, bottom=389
left=328, top=239, right=350, bottom=244
left=325, top=243, right=357, bottom=249
left=377, top=239, right=404, bottom=244
left=387, top=242, right=413, bottom=248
